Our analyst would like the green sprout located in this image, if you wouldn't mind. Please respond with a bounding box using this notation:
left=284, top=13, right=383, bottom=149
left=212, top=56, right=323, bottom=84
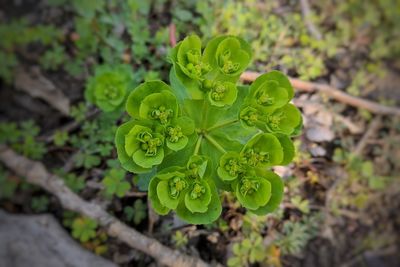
left=102, top=169, right=131, bottom=198
left=85, top=64, right=133, bottom=112
left=115, top=34, right=302, bottom=224
left=72, top=217, right=98, bottom=242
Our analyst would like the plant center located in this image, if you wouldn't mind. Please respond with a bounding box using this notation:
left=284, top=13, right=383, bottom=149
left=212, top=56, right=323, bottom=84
left=220, top=50, right=240, bottom=74
left=137, top=132, right=162, bottom=156
left=151, top=105, right=173, bottom=124
left=240, top=178, right=260, bottom=196
left=169, top=176, right=187, bottom=198
left=243, top=148, right=269, bottom=167
left=190, top=183, right=206, bottom=199
left=166, top=126, right=183, bottom=143
left=224, top=158, right=241, bottom=176
left=185, top=50, right=211, bottom=77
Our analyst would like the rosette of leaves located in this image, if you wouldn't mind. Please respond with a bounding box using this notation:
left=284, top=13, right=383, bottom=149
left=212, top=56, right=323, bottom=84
left=115, top=34, right=302, bottom=224
left=85, top=64, right=134, bottom=112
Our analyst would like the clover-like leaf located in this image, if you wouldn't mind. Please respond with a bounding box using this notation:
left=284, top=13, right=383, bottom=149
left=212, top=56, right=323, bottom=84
left=217, top=151, right=243, bottom=181
left=235, top=175, right=272, bottom=210
left=102, top=168, right=131, bottom=198
left=241, top=133, right=283, bottom=168
left=85, top=64, right=132, bottom=112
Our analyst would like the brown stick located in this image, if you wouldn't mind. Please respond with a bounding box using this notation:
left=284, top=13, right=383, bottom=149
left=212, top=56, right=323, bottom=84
left=240, top=71, right=400, bottom=116
left=0, top=145, right=209, bottom=267
left=169, top=23, right=177, bottom=47
left=353, top=116, right=381, bottom=156
left=300, top=0, right=322, bottom=40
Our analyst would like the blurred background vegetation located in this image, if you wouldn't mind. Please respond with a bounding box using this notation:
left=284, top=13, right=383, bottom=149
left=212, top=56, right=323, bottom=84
left=0, top=0, right=399, bottom=267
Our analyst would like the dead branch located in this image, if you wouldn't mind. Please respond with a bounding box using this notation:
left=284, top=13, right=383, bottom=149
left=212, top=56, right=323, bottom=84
left=300, top=0, right=322, bottom=40
left=240, top=71, right=400, bottom=116
left=0, top=145, right=209, bottom=267
left=14, top=67, right=70, bottom=116
left=353, top=116, right=381, bottom=156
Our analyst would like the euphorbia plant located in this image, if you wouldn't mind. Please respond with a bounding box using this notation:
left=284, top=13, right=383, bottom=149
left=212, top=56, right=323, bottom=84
left=115, top=35, right=302, bottom=224
left=85, top=64, right=134, bottom=112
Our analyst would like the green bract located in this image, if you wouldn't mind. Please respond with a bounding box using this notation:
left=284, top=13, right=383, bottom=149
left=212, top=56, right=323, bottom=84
left=115, top=34, right=302, bottom=224
left=85, top=65, right=133, bottom=112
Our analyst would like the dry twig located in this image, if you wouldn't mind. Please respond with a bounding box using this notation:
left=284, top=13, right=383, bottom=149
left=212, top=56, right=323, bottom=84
left=299, top=0, right=322, bottom=40
left=353, top=116, right=381, bottom=156
left=0, top=145, right=209, bottom=267
left=14, top=67, right=70, bottom=116
left=240, top=71, right=400, bottom=116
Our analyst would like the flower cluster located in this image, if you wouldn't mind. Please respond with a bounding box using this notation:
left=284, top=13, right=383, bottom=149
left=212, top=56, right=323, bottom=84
left=85, top=65, right=133, bottom=112
left=115, top=34, right=302, bottom=224
left=115, top=81, right=195, bottom=173
left=240, top=71, right=302, bottom=135
left=149, top=156, right=221, bottom=224
left=170, top=35, right=251, bottom=106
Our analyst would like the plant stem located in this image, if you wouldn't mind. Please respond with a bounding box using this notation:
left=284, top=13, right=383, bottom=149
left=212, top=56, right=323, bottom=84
left=206, top=119, right=239, bottom=132
left=193, top=135, right=203, bottom=155
left=204, top=134, right=227, bottom=154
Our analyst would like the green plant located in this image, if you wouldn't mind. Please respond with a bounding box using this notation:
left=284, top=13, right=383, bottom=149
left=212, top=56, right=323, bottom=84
left=0, top=166, right=18, bottom=199
left=70, top=112, right=118, bottom=169
left=227, top=232, right=265, bottom=267
left=53, top=130, right=69, bottom=146
left=123, top=199, right=147, bottom=225
left=102, top=168, right=131, bottom=197
left=115, top=34, right=302, bottom=224
left=172, top=230, right=189, bottom=249
left=85, top=64, right=134, bottom=112
left=0, top=121, right=46, bottom=160
left=62, top=173, right=86, bottom=193
left=275, top=214, right=321, bottom=256
left=72, top=217, right=98, bottom=242
left=31, top=195, right=50, bottom=212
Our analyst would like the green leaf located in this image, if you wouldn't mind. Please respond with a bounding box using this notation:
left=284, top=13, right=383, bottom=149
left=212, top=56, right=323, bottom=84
left=207, top=81, right=238, bottom=107
left=176, top=180, right=221, bottom=224
left=264, top=104, right=302, bottom=135
left=148, top=176, right=170, bottom=215
left=241, top=133, right=283, bottom=167
left=235, top=176, right=271, bottom=210
left=276, top=134, right=295, bottom=165
left=184, top=180, right=212, bottom=213
left=249, top=170, right=284, bottom=215
left=126, top=80, right=172, bottom=119
left=217, top=152, right=242, bottom=181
